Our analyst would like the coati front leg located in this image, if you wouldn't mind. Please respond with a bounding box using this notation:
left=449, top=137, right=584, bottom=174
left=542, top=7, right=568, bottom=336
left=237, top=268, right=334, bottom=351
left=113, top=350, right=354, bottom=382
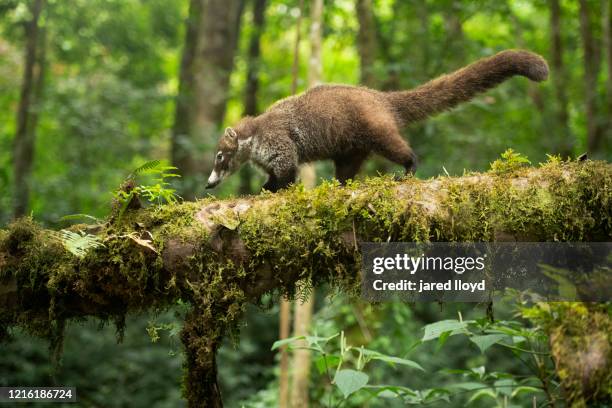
left=334, top=151, right=368, bottom=184
left=261, top=148, right=299, bottom=192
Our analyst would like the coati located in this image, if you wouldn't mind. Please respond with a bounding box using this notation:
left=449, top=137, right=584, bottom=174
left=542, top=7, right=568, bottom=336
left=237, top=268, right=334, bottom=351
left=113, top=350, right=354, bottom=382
left=206, top=49, right=548, bottom=192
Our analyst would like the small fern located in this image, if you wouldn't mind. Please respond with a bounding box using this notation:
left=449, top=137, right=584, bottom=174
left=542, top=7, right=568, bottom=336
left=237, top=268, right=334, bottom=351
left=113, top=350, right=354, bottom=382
left=490, top=148, right=531, bottom=173
left=115, top=160, right=182, bottom=219
left=50, top=230, right=104, bottom=258
left=129, top=160, right=165, bottom=177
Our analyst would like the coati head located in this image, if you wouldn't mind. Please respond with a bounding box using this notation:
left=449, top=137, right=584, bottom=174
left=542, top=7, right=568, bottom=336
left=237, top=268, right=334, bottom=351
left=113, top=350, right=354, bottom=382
left=206, top=124, right=252, bottom=189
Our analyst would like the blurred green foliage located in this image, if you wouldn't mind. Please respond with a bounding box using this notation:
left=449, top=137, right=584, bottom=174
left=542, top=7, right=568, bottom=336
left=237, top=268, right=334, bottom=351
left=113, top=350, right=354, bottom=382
left=0, top=0, right=610, bottom=406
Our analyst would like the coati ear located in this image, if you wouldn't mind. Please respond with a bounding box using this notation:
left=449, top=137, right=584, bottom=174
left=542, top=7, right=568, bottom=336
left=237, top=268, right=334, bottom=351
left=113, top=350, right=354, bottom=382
left=225, top=127, right=238, bottom=140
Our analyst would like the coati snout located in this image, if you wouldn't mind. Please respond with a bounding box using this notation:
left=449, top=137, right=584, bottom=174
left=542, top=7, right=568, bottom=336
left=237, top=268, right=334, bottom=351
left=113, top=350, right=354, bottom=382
left=206, top=49, right=548, bottom=193
left=206, top=127, right=245, bottom=189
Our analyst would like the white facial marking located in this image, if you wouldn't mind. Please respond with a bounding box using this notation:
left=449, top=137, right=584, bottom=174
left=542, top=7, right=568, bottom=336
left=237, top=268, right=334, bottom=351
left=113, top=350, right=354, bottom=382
left=208, top=169, right=221, bottom=185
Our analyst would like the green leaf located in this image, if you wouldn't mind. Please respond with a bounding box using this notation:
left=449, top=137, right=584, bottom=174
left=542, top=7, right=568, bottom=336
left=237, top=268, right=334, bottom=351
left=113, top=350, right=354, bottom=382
left=315, top=354, right=340, bottom=375
left=494, top=378, right=517, bottom=396
left=436, top=330, right=452, bottom=352
left=422, top=320, right=468, bottom=341
left=511, top=386, right=543, bottom=398
left=448, top=382, right=486, bottom=391
left=467, top=388, right=497, bottom=404
left=470, top=334, right=507, bottom=353
left=360, top=349, right=424, bottom=371
left=334, top=369, right=369, bottom=399
left=271, top=336, right=304, bottom=350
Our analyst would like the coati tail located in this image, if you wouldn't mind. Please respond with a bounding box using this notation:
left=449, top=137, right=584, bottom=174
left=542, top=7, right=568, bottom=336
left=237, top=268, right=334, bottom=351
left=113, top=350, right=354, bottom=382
left=385, top=50, right=549, bottom=124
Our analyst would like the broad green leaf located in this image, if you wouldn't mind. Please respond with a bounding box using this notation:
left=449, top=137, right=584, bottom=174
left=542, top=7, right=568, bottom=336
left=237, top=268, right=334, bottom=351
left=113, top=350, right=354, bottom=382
left=271, top=336, right=304, bottom=350
left=467, top=388, right=497, bottom=404
left=494, top=378, right=517, bottom=396
left=372, top=355, right=424, bottom=371
left=436, top=330, right=452, bottom=352
left=447, top=382, right=486, bottom=391
left=315, top=354, right=340, bottom=375
left=511, top=386, right=543, bottom=398
left=366, top=385, right=417, bottom=399
left=470, top=334, right=507, bottom=353
left=334, top=369, right=369, bottom=399
left=360, top=349, right=424, bottom=371
left=422, top=320, right=468, bottom=341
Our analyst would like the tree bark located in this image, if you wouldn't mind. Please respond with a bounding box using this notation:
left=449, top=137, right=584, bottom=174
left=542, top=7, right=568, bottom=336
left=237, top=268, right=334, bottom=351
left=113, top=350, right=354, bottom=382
left=549, top=0, right=573, bottom=157
left=290, top=297, right=314, bottom=408
left=13, top=0, right=45, bottom=218
left=578, top=0, right=603, bottom=154
left=1, top=162, right=610, bottom=407
left=356, top=0, right=377, bottom=88
left=603, top=0, right=612, bottom=152
left=172, top=0, right=244, bottom=198
left=239, top=0, right=267, bottom=195
left=290, top=5, right=324, bottom=404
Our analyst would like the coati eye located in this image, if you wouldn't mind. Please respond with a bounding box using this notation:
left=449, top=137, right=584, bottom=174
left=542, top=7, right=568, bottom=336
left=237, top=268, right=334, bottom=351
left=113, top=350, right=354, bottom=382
left=216, top=152, right=223, bottom=162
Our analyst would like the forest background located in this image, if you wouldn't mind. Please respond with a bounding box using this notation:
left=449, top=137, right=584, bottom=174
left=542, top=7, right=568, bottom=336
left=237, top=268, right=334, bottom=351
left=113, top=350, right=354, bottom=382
left=0, top=0, right=610, bottom=406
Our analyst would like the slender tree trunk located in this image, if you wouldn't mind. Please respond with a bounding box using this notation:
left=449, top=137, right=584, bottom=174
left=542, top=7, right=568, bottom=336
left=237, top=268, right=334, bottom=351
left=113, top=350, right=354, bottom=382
left=578, top=0, right=603, bottom=153
left=171, top=0, right=201, bottom=196
left=356, top=0, right=377, bottom=87
left=172, top=0, right=244, bottom=198
left=298, top=0, right=322, bottom=190
left=443, top=4, right=464, bottom=65
left=549, top=0, right=573, bottom=157
left=279, top=2, right=306, bottom=406
left=239, top=0, right=267, bottom=195
left=278, top=300, right=291, bottom=408
left=13, top=0, right=45, bottom=218
left=290, top=297, right=315, bottom=408
left=603, top=0, right=612, bottom=150
left=290, top=4, right=323, bottom=406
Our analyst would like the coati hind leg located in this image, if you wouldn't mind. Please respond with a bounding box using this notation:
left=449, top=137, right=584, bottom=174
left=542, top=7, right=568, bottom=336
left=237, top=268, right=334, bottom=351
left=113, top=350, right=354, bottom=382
left=334, top=151, right=368, bottom=184
left=371, top=130, right=417, bottom=174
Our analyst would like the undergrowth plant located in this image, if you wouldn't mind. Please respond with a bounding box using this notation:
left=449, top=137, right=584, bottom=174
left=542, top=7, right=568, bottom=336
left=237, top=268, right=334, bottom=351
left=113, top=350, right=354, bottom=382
left=114, top=160, right=181, bottom=219
left=271, top=299, right=559, bottom=408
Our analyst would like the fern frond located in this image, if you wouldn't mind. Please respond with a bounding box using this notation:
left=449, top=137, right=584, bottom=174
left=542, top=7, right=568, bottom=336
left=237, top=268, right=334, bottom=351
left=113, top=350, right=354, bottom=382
left=130, top=160, right=163, bottom=176
left=50, top=230, right=104, bottom=258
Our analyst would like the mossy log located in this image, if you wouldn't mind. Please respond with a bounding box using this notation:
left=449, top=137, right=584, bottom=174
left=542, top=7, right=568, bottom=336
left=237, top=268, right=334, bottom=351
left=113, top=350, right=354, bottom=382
left=0, top=160, right=610, bottom=407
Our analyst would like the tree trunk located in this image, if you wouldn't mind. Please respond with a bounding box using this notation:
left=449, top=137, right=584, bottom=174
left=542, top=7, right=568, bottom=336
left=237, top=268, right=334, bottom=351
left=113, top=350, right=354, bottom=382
left=356, top=0, right=377, bottom=88
left=12, top=0, right=45, bottom=218
left=298, top=0, right=323, bottom=190
left=172, top=0, right=244, bottom=198
left=1, top=162, right=610, bottom=407
left=290, top=297, right=315, bottom=408
left=290, top=4, right=324, bottom=402
left=578, top=0, right=603, bottom=154
left=603, top=0, right=612, bottom=151
left=549, top=0, right=573, bottom=158
left=278, top=299, right=291, bottom=408
left=443, top=4, right=464, bottom=65
left=239, top=0, right=267, bottom=195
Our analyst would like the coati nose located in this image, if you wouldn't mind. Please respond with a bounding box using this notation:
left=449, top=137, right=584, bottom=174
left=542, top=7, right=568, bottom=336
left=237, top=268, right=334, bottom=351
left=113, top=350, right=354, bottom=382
left=206, top=170, right=221, bottom=188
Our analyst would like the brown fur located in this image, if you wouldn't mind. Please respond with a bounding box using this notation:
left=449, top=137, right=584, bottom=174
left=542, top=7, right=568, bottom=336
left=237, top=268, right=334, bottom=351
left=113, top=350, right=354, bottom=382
left=206, top=50, right=548, bottom=192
